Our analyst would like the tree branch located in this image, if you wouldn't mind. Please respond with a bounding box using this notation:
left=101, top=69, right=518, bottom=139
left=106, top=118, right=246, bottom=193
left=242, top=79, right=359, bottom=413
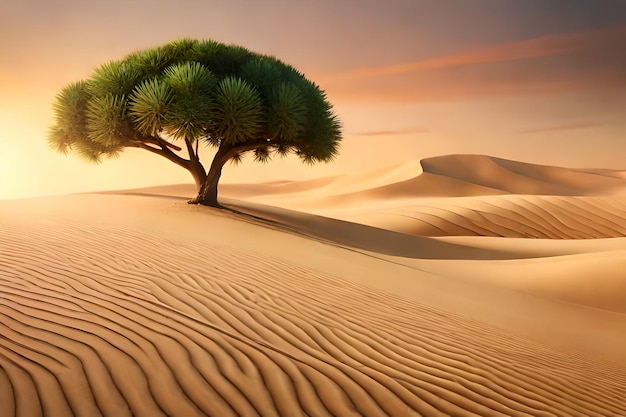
left=158, top=137, right=182, bottom=152
left=140, top=135, right=183, bottom=152
left=132, top=142, right=190, bottom=170
left=185, top=138, right=201, bottom=164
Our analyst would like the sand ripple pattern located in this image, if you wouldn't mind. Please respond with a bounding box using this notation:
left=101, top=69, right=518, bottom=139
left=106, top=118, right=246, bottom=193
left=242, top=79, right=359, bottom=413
left=0, top=220, right=625, bottom=416
left=330, top=195, right=626, bottom=239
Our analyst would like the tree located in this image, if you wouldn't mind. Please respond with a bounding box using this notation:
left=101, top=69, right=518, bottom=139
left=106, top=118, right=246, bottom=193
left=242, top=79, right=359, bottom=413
left=49, top=39, right=342, bottom=206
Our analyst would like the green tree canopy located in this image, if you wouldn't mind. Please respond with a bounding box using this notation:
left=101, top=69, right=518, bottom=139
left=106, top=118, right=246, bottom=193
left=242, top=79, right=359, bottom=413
left=49, top=39, right=342, bottom=206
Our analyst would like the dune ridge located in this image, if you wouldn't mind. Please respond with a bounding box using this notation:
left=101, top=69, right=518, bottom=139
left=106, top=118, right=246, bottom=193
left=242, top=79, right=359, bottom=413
left=1, top=198, right=625, bottom=416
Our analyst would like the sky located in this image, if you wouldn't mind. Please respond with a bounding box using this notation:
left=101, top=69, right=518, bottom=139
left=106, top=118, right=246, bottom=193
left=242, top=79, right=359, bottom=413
left=1, top=0, right=626, bottom=199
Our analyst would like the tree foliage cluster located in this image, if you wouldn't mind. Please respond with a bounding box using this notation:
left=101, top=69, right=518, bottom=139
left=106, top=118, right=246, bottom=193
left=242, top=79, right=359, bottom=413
left=49, top=39, right=341, bottom=205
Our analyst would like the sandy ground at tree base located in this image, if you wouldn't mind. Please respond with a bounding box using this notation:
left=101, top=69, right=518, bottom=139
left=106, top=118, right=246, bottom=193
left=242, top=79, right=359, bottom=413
left=1, top=154, right=625, bottom=416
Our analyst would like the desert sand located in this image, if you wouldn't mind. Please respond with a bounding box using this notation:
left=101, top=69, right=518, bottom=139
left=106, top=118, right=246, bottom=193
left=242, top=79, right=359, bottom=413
left=1, top=154, right=625, bottom=416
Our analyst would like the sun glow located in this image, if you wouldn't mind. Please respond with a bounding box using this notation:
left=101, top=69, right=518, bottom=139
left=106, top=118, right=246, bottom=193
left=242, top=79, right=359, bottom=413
left=0, top=158, right=19, bottom=200
left=0, top=106, right=51, bottom=200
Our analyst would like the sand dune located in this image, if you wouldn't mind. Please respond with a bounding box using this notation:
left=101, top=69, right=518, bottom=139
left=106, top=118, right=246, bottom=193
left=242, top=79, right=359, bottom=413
left=2, top=154, right=626, bottom=416
left=418, top=155, right=626, bottom=196
left=1, top=193, right=625, bottom=417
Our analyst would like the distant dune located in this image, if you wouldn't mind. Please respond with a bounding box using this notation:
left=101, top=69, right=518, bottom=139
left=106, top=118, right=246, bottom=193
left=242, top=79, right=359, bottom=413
left=419, top=154, right=626, bottom=196
left=2, top=154, right=626, bottom=416
left=305, top=154, right=626, bottom=204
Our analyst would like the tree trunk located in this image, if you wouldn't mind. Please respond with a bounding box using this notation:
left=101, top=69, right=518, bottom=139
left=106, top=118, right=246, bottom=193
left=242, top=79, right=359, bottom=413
left=189, top=142, right=262, bottom=206
left=189, top=161, right=207, bottom=192
left=195, top=165, right=222, bottom=206
left=190, top=146, right=230, bottom=206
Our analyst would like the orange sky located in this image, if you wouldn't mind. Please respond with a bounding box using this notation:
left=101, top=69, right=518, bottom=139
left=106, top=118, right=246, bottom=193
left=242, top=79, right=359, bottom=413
left=1, top=0, right=626, bottom=199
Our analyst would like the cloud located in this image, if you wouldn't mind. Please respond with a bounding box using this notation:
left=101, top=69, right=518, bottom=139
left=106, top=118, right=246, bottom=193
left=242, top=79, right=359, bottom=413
left=321, top=24, right=626, bottom=103
left=339, top=24, right=626, bottom=79
left=353, top=128, right=430, bottom=136
left=520, top=121, right=606, bottom=134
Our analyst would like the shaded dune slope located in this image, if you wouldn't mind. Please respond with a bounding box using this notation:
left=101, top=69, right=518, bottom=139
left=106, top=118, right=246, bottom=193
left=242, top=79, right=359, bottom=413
left=1, top=215, right=625, bottom=416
